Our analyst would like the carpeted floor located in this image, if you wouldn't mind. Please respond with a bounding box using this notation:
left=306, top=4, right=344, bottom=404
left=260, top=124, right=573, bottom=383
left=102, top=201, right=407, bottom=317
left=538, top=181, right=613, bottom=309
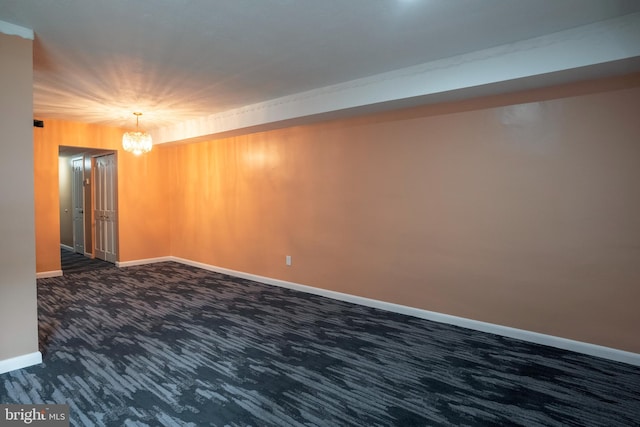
left=60, top=247, right=114, bottom=274
left=2, top=262, right=640, bottom=426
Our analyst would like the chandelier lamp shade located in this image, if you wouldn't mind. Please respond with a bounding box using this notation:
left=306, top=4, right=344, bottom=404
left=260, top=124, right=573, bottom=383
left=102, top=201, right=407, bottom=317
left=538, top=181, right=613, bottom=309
left=122, top=112, right=152, bottom=155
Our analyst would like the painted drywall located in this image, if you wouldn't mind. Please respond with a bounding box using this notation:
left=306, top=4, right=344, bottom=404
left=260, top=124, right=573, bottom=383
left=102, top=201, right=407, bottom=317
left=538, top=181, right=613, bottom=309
left=169, top=77, right=640, bottom=353
left=0, top=34, right=38, bottom=360
left=58, top=155, right=73, bottom=248
left=34, top=120, right=171, bottom=273
left=117, top=145, right=172, bottom=262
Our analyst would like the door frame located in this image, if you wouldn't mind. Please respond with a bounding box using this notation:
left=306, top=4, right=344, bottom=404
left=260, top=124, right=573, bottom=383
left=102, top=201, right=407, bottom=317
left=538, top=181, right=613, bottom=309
left=71, top=156, right=85, bottom=255
left=58, top=146, right=118, bottom=264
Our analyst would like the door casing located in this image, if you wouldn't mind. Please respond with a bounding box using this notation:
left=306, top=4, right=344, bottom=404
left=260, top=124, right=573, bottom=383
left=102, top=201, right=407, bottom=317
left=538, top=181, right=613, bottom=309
left=71, top=157, right=85, bottom=254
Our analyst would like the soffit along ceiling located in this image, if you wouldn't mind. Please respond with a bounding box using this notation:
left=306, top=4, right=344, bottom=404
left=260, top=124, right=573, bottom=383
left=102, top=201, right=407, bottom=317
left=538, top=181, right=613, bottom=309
left=1, top=0, right=640, bottom=144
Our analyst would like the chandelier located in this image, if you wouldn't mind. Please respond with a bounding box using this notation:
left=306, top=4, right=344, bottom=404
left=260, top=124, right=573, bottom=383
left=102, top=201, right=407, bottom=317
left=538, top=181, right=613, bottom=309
left=122, top=112, right=152, bottom=155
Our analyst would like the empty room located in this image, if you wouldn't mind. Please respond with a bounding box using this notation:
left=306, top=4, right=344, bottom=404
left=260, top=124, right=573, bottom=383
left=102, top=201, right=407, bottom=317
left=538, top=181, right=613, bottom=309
left=1, top=1, right=640, bottom=425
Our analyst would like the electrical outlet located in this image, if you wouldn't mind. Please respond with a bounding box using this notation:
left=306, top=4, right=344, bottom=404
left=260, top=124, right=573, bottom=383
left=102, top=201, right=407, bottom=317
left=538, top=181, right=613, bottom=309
left=285, top=255, right=292, bottom=266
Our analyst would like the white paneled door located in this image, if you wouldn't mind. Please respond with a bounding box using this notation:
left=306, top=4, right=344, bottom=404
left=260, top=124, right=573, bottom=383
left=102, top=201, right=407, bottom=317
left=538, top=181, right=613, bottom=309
left=94, top=154, right=118, bottom=263
left=72, top=158, right=85, bottom=254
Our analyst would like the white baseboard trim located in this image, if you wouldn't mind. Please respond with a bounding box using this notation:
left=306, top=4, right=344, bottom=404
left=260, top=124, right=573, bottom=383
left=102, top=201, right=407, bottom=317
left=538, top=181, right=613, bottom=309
left=0, top=351, right=42, bottom=375
left=171, top=256, right=640, bottom=367
left=116, top=257, right=174, bottom=268
left=60, top=244, right=74, bottom=251
left=36, top=270, right=63, bottom=279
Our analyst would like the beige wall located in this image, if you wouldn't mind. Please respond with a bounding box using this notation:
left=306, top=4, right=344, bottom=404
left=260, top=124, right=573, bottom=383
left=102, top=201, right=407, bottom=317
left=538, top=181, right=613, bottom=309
left=58, top=155, right=73, bottom=248
left=34, top=120, right=171, bottom=272
left=169, top=77, right=640, bottom=353
left=0, top=34, right=38, bottom=361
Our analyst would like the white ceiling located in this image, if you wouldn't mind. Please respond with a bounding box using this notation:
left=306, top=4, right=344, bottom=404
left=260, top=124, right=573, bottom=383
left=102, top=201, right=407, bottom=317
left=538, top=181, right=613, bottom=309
left=1, top=0, right=640, bottom=144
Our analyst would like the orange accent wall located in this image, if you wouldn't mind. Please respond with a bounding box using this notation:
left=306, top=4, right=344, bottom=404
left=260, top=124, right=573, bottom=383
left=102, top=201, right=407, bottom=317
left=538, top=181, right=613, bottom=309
left=34, top=120, right=170, bottom=272
left=33, top=76, right=640, bottom=354
left=117, top=144, right=172, bottom=262
left=168, top=78, right=640, bottom=353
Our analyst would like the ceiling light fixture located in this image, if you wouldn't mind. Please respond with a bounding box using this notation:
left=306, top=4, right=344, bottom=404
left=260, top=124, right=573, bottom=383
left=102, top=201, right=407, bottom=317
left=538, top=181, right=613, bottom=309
left=122, top=112, right=152, bottom=155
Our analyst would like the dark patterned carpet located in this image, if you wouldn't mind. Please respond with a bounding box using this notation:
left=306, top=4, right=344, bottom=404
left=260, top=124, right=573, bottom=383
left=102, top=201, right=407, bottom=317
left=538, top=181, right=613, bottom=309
left=2, top=262, right=640, bottom=426
left=60, top=247, right=113, bottom=274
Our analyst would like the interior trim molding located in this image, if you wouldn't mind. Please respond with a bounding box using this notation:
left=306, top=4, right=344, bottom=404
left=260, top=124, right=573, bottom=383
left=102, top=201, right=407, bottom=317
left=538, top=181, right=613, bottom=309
left=171, top=256, right=640, bottom=367
left=36, top=270, right=63, bottom=279
left=116, top=257, right=173, bottom=268
left=0, top=351, right=42, bottom=375
left=60, top=244, right=74, bottom=251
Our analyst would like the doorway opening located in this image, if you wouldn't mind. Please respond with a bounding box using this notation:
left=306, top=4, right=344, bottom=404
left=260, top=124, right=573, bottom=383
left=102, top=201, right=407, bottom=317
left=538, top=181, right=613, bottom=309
left=58, top=147, right=119, bottom=273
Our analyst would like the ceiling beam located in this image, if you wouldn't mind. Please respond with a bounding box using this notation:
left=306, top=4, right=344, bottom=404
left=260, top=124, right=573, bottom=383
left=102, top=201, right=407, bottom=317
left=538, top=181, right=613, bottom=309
left=0, top=20, right=34, bottom=40
left=149, top=12, right=639, bottom=145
